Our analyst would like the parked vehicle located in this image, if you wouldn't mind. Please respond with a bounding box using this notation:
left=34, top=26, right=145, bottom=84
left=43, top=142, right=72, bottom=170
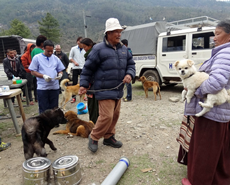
left=121, top=18, right=216, bottom=85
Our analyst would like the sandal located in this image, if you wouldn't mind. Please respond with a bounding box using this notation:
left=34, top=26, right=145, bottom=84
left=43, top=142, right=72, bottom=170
left=70, top=98, right=76, bottom=103
left=29, top=101, right=34, bottom=105
left=181, top=178, right=191, bottom=185
left=22, top=97, right=26, bottom=102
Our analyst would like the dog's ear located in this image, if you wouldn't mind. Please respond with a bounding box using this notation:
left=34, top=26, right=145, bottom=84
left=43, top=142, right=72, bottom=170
left=187, top=60, right=194, bottom=66
left=173, top=61, right=180, bottom=68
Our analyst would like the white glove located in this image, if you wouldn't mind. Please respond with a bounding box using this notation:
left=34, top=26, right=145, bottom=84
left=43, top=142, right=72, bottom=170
left=55, top=73, right=63, bottom=80
left=43, top=74, right=52, bottom=82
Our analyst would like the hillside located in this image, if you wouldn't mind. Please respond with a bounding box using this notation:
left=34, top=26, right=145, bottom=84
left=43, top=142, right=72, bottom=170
left=0, top=0, right=229, bottom=51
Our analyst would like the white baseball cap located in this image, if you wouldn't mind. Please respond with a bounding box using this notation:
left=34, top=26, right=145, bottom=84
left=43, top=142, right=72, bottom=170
left=104, top=18, right=123, bottom=34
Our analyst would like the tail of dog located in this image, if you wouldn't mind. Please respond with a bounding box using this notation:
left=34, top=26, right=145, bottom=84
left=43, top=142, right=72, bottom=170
left=156, top=83, right=160, bottom=95
left=60, top=79, right=69, bottom=90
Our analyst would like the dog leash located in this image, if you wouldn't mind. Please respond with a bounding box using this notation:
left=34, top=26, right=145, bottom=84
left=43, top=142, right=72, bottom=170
left=57, top=82, right=127, bottom=110
left=87, top=82, right=125, bottom=93
left=58, top=98, right=73, bottom=110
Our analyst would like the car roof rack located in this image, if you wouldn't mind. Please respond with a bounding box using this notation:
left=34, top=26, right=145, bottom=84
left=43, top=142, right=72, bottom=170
left=166, top=16, right=219, bottom=31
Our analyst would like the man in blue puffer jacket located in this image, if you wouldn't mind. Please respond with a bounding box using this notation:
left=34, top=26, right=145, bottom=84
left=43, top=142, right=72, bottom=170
left=79, top=18, right=136, bottom=153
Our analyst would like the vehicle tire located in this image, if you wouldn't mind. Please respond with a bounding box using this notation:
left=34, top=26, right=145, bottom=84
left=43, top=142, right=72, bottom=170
left=142, top=70, right=161, bottom=85
left=165, top=82, right=178, bottom=86
left=142, top=70, right=162, bottom=91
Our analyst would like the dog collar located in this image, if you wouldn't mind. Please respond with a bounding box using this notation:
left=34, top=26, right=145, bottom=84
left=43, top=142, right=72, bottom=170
left=184, top=73, right=195, bottom=79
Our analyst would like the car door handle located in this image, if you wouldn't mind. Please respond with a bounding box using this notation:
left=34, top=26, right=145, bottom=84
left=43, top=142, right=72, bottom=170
left=192, top=52, right=197, bottom=55
left=162, top=54, right=166, bottom=56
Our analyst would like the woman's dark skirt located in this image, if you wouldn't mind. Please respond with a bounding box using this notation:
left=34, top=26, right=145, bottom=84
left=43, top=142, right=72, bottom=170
left=178, top=116, right=230, bottom=185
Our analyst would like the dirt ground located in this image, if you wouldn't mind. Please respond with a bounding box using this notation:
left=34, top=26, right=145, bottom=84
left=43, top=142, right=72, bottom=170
left=0, top=82, right=187, bottom=185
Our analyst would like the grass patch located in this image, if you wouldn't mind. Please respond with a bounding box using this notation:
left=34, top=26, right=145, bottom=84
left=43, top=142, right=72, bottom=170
left=113, top=154, right=187, bottom=185
left=95, top=159, right=105, bottom=164
left=157, top=157, right=187, bottom=184
left=117, top=154, right=156, bottom=185
left=0, top=122, right=10, bottom=131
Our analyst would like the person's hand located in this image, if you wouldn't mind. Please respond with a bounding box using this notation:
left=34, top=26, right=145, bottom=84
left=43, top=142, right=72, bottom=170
left=122, top=74, right=132, bottom=84
left=78, top=87, right=87, bottom=95
left=74, top=62, right=79, bottom=66
left=43, top=74, right=52, bottom=82
left=55, top=73, right=62, bottom=80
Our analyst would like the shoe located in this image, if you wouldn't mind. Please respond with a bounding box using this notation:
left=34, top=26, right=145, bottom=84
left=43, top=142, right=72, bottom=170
left=29, top=101, right=34, bottom=105
left=88, top=135, right=98, bottom=152
left=21, top=97, right=26, bottom=102
left=71, top=98, right=76, bottom=103
left=0, top=142, right=11, bottom=152
left=123, top=98, right=131, bottom=102
left=103, top=135, right=123, bottom=148
left=181, top=178, right=191, bottom=185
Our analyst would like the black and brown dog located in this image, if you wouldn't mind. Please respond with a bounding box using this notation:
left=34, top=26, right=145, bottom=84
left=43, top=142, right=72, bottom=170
left=21, top=108, right=67, bottom=160
left=53, top=110, right=94, bottom=138
left=138, top=76, right=162, bottom=100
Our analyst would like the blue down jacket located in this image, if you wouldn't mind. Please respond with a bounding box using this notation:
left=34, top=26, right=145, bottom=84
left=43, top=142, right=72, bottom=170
left=185, top=42, right=230, bottom=122
left=80, top=37, right=136, bottom=100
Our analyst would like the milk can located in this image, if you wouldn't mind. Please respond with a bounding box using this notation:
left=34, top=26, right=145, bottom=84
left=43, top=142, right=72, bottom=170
left=52, top=155, right=82, bottom=185
left=22, top=157, right=52, bottom=185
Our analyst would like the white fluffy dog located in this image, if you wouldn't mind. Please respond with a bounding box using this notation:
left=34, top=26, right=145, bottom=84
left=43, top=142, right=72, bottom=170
left=174, top=59, right=230, bottom=117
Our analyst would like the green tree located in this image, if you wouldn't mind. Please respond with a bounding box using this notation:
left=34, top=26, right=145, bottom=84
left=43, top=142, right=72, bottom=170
left=0, top=19, right=31, bottom=37
left=38, top=13, right=61, bottom=43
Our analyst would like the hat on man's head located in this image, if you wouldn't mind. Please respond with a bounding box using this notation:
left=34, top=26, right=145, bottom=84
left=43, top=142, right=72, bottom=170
left=104, top=18, right=123, bottom=34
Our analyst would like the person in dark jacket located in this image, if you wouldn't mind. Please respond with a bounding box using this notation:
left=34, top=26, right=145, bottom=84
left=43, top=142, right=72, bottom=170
left=79, top=18, right=136, bottom=153
left=3, top=49, right=26, bottom=80
left=80, top=38, right=99, bottom=124
left=121, top=39, right=133, bottom=102
left=3, top=49, right=26, bottom=103
left=54, top=45, right=69, bottom=93
left=54, top=45, right=69, bottom=80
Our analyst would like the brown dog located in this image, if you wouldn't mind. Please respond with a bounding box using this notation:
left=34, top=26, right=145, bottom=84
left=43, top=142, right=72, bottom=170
left=60, top=79, right=86, bottom=110
left=138, top=76, right=161, bottom=100
left=53, top=110, right=94, bottom=138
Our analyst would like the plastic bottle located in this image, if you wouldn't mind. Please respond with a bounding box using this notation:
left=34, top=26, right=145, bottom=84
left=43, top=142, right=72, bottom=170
left=12, top=75, right=16, bottom=84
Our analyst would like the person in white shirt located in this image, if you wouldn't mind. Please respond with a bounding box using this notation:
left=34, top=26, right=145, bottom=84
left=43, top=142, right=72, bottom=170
left=69, top=36, right=86, bottom=103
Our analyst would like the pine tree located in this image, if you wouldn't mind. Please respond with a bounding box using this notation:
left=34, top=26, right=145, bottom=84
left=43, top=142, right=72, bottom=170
left=38, top=13, right=61, bottom=43
left=0, top=19, right=31, bottom=38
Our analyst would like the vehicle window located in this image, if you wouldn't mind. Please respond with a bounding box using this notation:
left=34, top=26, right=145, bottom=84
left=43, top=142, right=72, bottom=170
left=192, top=32, right=215, bottom=50
left=162, top=35, right=186, bottom=52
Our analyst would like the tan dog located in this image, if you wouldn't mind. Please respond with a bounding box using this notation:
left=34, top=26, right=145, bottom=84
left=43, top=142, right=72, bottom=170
left=60, top=79, right=85, bottom=110
left=53, top=110, right=94, bottom=138
left=138, top=76, right=161, bottom=100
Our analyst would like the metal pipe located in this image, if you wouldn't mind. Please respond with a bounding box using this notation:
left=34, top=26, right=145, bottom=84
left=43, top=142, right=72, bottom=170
left=101, top=157, right=130, bottom=185
left=83, top=10, right=87, bottom=38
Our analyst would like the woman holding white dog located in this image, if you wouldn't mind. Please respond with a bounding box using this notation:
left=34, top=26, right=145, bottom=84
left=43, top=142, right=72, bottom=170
left=178, top=19, right=230, bottom=185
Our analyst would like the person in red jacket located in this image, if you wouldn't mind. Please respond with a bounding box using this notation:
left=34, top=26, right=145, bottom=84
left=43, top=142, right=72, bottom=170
left=21, top=43, right=36, bottom=105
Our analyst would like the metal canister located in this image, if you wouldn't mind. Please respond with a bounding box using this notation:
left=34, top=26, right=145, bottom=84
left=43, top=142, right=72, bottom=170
left=52, top=155, right=82, bottom=185
left=22, top=157, right=52, bottom=185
